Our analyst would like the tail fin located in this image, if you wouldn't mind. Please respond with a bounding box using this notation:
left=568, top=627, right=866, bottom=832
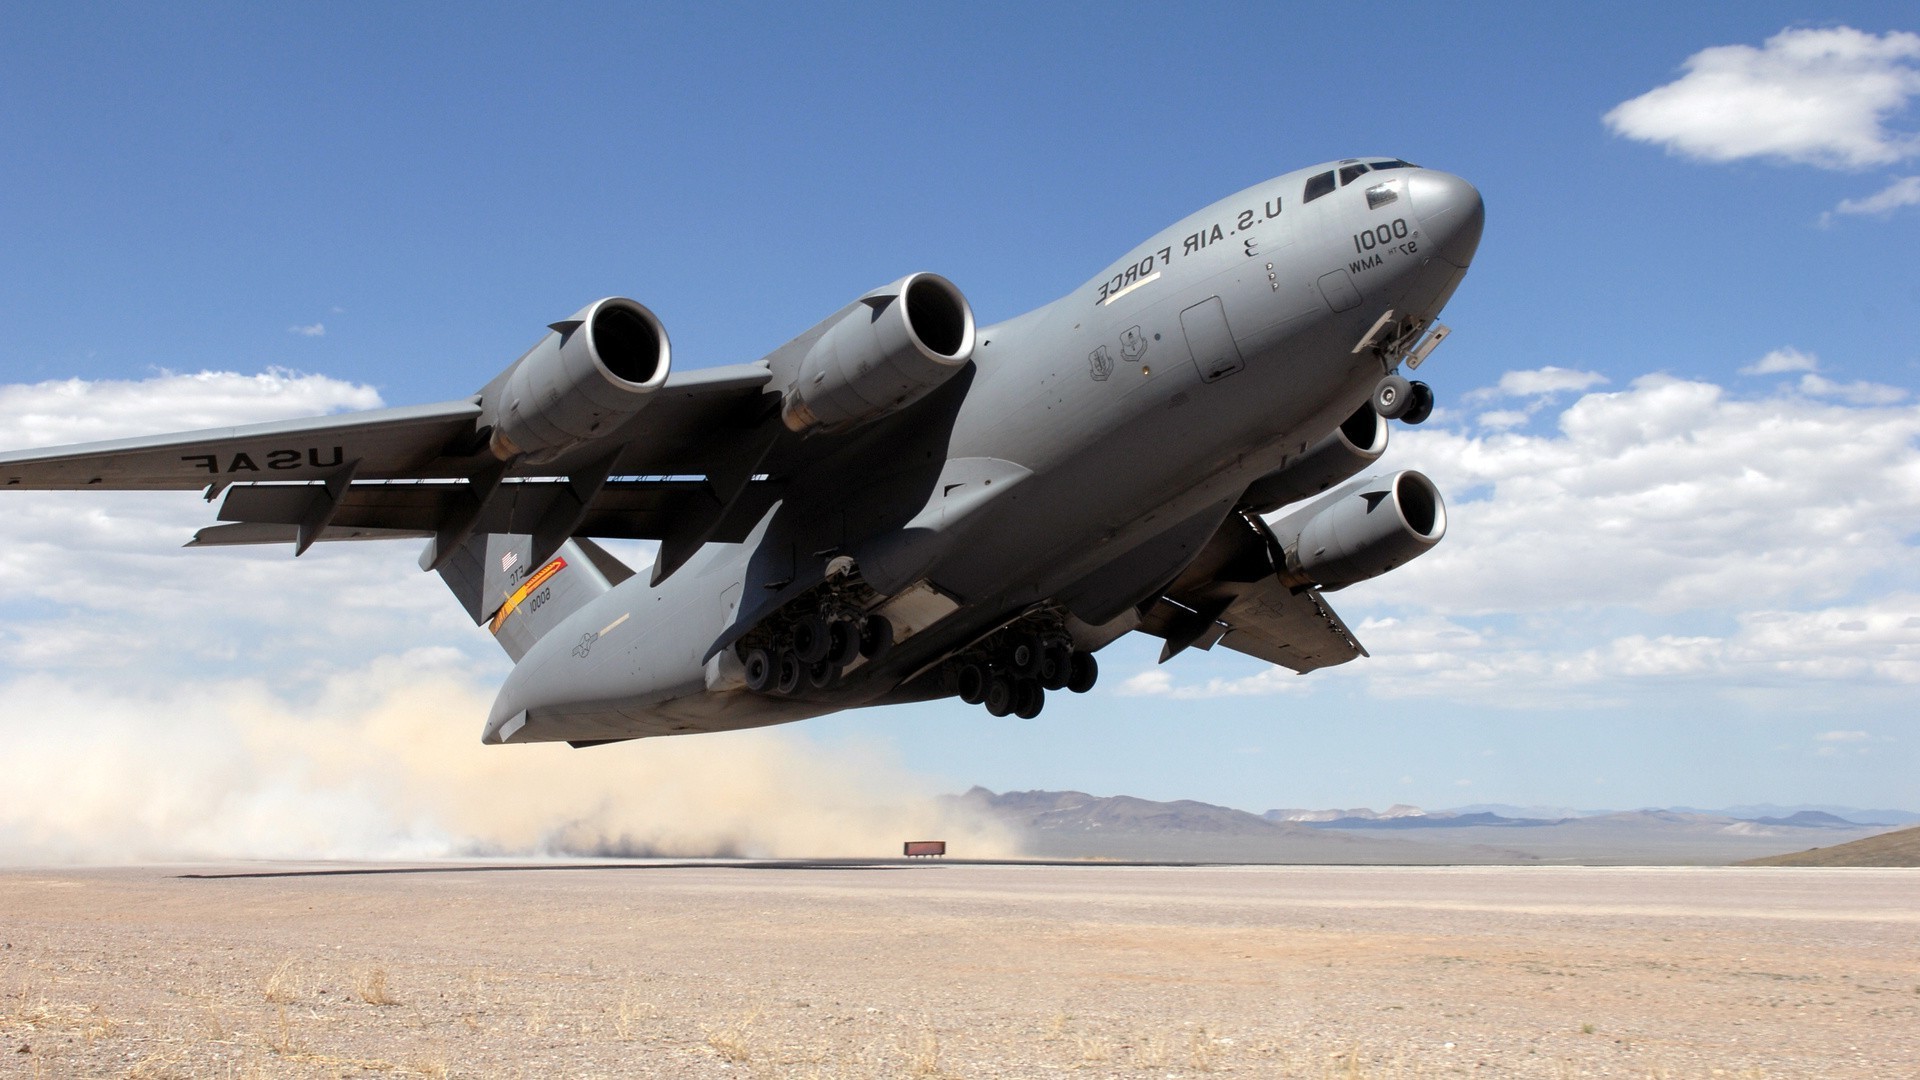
left=436, top=533, right=634, bottom=661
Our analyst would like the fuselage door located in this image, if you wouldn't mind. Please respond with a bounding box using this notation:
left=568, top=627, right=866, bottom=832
left=1180, top=296, right=1246, bottom=384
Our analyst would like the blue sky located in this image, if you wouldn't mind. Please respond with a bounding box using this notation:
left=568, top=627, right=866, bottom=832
left=1, top=5, right=1917, bottom=857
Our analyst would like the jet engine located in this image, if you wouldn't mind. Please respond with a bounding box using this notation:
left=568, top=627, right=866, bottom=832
left=487, top=297, right=671, bottom=463
left=780, top=273, right=976, bottom=434
left=1269, top=470, right=1446, bottom=589
left=1239, top=402, right=1387, bottom=514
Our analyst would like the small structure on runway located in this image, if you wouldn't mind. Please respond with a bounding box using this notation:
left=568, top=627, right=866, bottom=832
left=903, top=840, right=947, bottom=858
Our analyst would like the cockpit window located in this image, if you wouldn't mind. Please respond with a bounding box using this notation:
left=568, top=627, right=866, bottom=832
left=1302, top=170, right=1336, bottom=203
left=1365, top=182, right=1399, bottom=210
left=1338, top=163, right=1370, bottom=186
left=1367, top=159, right=1414, bottom=171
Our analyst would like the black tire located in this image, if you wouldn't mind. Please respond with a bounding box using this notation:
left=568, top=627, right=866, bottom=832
left=806, top=658, right=839, bottom=690
left=774, top=649, right=802, bottom=695
left=957, top=662, right=988, bottom=705
left=792, top=614, right=832, bottom=664
left=828, top=617, right=863, bottom=667
left=1402, top=380, right=1434, bottom=425
left=1008, top=632, right=1043, bottom=677
left=860, top=615, right=894, bottom=661
left=984, top=673, right=1014, bottom=717
left=743, top=647, right=774, bottom=693
left=1373, top=374, right=1413, bottom=420
left=1038, top=642, right=1072, bottom=691
left=1067, top=651, right=1099, bottom=694
left=1013, top=678, right=1045, bottom=720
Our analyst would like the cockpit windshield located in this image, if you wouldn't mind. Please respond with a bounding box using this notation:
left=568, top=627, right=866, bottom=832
left=1303, top=170, right=1336, bottom=203
left=1338, top=163, right=1370, bottom=186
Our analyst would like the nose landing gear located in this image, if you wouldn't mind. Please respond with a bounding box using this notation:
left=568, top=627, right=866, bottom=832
left=1373, top=374, right=1434, bottom=425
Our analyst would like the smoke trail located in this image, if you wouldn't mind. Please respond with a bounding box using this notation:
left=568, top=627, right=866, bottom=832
left=0, top=652, right=1021, bottom=864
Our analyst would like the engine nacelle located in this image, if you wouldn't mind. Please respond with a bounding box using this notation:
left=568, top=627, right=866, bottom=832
left=489, top=297, right=670, bottom=463
left=781, top=273, right=976, bottom=434
left=1269, top=470, right=1446, bottom=589
left=1240, top=402, right=1387, bottom=514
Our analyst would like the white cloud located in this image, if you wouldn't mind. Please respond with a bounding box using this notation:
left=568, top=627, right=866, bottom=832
left=1832, top=174, right=1920, bottom=215
left=1741, top=347, right=1819, bottom=375
left=0, top=369, right=381, bottom=449
left=1383, top=375, right=1920, bottom=617
left=1604, top=27, right=1920, bottom=169
left=1816, top=730, right=1871, bottom=742
left=1476, top=409, right=1530, bottom=430
left=1796, top=372, right=1908, bottom=405
left=1118, top=664, right=1309, bottom=700
left=1466, top=367, right=1608, bottom=406
left=289, top=322, right=326, bottom=337
left=1141, top=372, right=1920, bottom=703
left=1495, top=367, right=1609, bottom=398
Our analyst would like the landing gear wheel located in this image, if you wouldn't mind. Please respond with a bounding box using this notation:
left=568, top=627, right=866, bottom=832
left=792, top=614, right=832, bottom=664
left=774, top=649, right=803, bottom=695
left=743, top=647, right=775, bottom=693
left=827, top=617, right=863, bottom=667
left=1066, top=652, right=1099, bottom=694
left=1401, top=380, right=1434, bottom=425
left=957, top=662, right=989, bottom=705
left=1373, top=374, right=1413, bottom=420
left=1012, top=678, right=1045, bottom=720
left=806, top=658, right=840, bottom=690
left=859, top=616, right=894, bottom=661
left=1008, top=633, right=1044, bottom=678
left=984, top=673, right=1014, bottom=717
left=1038, top=642, right=1072, bottom=691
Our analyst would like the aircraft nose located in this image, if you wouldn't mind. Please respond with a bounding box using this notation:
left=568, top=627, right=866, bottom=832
left=1407, top=170, right=1483, bottom=269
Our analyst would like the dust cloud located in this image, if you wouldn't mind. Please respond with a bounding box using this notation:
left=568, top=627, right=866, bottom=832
left=0, top=653, right=1022, bottom=864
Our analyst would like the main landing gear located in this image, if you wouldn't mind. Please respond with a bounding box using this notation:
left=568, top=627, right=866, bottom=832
left=741, top=609, right=893, bottom=696
left=1372, top=374, right=1434, bottom=425
left=949, top=625, right=1098, bottom=720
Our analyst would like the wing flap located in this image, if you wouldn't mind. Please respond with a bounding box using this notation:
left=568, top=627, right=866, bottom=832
left=1210, top=579, right=1366, bottom=673
left=204, top=478, right=786, bottom=547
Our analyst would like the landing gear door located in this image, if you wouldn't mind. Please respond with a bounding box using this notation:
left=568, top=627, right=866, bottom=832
left=1180, top=296, right=1246, bottom=384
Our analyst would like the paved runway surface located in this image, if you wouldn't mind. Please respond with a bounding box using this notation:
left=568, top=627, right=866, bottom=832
left=2, top=862, right=1915, bottom=1077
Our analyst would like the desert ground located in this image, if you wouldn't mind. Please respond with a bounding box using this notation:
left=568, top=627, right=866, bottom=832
left=2, top=862, right=1915, bottom=1078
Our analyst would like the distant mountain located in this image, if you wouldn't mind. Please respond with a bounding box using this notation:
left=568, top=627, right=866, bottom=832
left=1306, top=811, right=1565, bottom=830
left=1704, top=804, right=1919, bottom=826
left=1264, top=803, right=1917, bottom=829
left=1740, top=824, right=1920, bottom=867
left=956, top=787, right=1292, bottom=836
left=949, top=788, right=1540, bottom=864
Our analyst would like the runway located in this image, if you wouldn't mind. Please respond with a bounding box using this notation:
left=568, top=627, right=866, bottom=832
left=2, top=862, right=1914, bottom=1077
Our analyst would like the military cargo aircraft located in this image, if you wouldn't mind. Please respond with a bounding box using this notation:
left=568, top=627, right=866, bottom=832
left=0, top=158, right=1482, bottom=746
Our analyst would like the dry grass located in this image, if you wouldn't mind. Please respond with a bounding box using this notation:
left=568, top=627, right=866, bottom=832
left=704, top=1008, right=761, bottom=1063
left=356, top=966, right=401, bottom=1006
left=262, top=956, right=300, bottom=1004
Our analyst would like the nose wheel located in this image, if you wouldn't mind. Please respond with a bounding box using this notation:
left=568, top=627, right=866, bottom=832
left=1373, top=374, right=1434, bottom=425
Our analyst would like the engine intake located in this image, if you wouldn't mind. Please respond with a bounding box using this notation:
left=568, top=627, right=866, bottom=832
left=1240, top=402, right=1387, bottom=514
left=781, top=273, right=976, bottom=434
left=1269, top=470, right=1446, bottom=589
left=489, top=297, right=670, bottom=463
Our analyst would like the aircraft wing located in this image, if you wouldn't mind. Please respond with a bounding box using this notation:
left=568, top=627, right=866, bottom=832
left=1137, top=577, right=1366, bottom=675
left=0, top=363, right=783, bottom=571
left=0, top=363, right=777, bottom=491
